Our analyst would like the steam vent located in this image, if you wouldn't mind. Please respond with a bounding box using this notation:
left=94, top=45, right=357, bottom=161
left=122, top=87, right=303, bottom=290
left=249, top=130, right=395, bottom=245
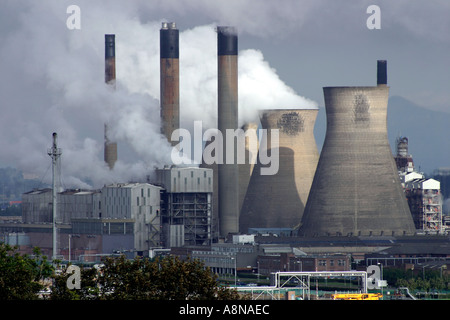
left=298, top=61, right=416, bottom=237
left=240, top=109, right=319, bottom=233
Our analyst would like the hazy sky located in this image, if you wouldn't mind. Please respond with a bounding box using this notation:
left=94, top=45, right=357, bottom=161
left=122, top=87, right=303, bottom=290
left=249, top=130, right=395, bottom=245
left=0, top=0, right=448, bottom=188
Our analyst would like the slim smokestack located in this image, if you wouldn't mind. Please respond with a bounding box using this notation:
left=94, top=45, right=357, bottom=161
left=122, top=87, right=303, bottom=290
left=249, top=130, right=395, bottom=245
left=47, top=132, right=62, bottom=260
left=104, top=34, right=117, bottom=169
left=377, top=60, right=387, bottom=86
left=160, top=22, right=180, bottom=145
left=217, top=26, right=239, bottom=237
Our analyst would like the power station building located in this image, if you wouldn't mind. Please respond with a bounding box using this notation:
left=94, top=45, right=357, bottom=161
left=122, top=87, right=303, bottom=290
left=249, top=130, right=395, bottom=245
left=5, top=21, right=449, bottom=277
left=153, top=166, right=213, bottom=247
left=15, top=167, right=213, bottom=259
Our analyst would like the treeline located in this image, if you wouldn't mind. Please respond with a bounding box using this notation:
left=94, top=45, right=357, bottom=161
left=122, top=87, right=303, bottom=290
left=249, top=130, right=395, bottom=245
left=384, top=268, right=449, bottom=291
left=0, top=243, right=243, bottom=300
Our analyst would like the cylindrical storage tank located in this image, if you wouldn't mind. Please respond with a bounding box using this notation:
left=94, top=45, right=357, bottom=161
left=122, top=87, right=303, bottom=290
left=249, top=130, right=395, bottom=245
left=239, top=109, right=319, bottom=233
left=298, top=86, right=416, bottom=237
left=160, top=22, right=180, bottom=146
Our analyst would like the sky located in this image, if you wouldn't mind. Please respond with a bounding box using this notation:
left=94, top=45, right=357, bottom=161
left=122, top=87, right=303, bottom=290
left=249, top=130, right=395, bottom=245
left=0, top=0, right=449, bottom=189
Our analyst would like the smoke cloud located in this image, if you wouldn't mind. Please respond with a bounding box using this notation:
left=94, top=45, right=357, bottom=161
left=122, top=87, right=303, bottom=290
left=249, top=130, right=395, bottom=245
left=0, top=1, right=316, bottom=189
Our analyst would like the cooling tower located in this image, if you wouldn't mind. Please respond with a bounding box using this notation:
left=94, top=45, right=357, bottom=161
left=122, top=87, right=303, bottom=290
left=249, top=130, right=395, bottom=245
left=238, top=122, right=259, bottom=213
left=160, top=22, right=180, bottom=145
left=298, top=62, right=416, bottom=237
left=217, top=26, right=239, bottom=236
left=239, top=109, right=319, bottom=233
left=104, top=34, right=117, bottom=170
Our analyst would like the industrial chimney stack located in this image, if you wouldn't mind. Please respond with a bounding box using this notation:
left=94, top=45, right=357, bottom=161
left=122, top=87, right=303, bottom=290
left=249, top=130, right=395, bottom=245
left=377, top=60, right=387, bottom=86
left=104, top=34, right=118, bottom=170
left=160, top=22, right=180, bottom=145
left=217, top=26, right=239, bottom=237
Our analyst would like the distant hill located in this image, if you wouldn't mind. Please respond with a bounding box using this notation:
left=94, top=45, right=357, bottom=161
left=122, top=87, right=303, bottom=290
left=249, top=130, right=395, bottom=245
left=0, top=167, right=45, bottom=202
left=313, top=95, right=450, bottom=175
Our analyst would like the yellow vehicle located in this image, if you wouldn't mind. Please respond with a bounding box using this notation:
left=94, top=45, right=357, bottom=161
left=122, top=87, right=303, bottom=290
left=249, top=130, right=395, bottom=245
left=331, top=293, right=382, bottom=300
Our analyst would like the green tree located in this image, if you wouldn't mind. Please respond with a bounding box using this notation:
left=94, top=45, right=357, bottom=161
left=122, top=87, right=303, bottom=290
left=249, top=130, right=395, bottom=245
left=52, top=255, right=243, bottom=300
left=51, top=264, right=99, bottom=300
left=0, top=244, right=53, bottom=299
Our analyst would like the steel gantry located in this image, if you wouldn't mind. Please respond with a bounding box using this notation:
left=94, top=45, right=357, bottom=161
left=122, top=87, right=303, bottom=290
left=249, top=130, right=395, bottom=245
left=236, top=271, right=368, bottom=300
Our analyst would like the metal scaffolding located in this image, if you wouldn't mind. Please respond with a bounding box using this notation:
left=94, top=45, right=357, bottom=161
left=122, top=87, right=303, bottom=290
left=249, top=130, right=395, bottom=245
left=162, top=192, right=212, bottom=246
left=405, top=183, right=443, bottom=233
left=236, top=271, right=368, bottom=300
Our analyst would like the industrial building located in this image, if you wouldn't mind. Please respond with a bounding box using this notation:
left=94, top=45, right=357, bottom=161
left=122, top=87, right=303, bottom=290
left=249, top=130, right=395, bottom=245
left=153, top=166, right=213, bottom=247
left=5, top=166, right=212, bottom=260
left=101, top=183, right=163, bottom=253
left=2, top=21, right=449, bottom=284
left=395, top=136, right=445, bottom=233
left=402, top=174, right=443, bottom=233
left=394, top=136, right=415, bottom=173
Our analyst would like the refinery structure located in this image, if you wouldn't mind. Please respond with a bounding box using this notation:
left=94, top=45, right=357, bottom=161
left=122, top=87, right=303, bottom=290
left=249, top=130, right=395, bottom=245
left=1, top=22, right=449, bottom=296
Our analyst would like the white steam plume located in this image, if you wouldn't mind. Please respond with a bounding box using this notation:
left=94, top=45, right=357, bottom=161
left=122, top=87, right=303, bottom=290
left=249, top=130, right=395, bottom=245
left=0, top=2, right=316, bottom=189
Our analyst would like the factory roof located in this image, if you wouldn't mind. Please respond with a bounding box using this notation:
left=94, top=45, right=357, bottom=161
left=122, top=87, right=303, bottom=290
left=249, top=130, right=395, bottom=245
left=23, top=188, right=52, bottom=195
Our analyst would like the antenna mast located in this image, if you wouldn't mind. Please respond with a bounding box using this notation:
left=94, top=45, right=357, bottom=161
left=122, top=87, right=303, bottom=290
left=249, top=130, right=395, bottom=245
left=47, top=132, right=62, bottom=260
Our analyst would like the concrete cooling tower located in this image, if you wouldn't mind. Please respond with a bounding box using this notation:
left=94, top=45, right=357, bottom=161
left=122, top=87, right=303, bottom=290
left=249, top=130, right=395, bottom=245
left=160, top=22, right=180, bottom=146
left=239, top=109, right=319, bottom=233
left=298, top=61, right=416, bottom=237
left=104, top=34, right=118, bottom=170
left=238, top=122, right=259, bottom=213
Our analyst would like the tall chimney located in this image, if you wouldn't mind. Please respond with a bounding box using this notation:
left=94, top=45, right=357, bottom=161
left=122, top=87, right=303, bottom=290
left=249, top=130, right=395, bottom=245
left=217, top=26, right=239, bottom=237
left=160, top=22, right=180, bottom=145
left=104, top=34, right=117, bottom=169
left=377, top=60, right=387, bottom=86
